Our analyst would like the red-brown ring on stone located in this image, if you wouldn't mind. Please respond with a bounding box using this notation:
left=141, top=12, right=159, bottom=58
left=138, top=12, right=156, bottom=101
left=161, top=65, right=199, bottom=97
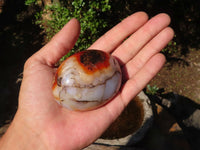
left=52, top=50, right=110, bottom=90
left=75, top=50, right=110, bottom=74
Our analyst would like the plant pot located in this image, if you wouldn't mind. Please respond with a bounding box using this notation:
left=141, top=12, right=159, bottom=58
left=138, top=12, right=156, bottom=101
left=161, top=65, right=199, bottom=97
left=95, top=91, right=153, bottom=146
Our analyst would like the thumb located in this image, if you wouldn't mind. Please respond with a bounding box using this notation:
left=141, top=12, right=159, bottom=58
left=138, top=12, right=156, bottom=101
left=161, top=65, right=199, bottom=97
left=33, top=18, right=80, bottom=66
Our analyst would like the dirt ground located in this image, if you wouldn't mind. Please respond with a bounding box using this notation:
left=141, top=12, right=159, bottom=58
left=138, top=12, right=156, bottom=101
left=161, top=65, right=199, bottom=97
left=149, top=49, right=200, bottom=104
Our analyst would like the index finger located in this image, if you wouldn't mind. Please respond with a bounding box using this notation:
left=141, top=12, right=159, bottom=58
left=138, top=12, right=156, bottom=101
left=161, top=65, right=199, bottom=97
left=89, top=12, right=148, bottom=53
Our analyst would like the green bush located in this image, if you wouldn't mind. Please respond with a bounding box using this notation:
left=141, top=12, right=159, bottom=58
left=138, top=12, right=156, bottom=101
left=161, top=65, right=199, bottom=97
left=26, top=0, right=111, bottom=59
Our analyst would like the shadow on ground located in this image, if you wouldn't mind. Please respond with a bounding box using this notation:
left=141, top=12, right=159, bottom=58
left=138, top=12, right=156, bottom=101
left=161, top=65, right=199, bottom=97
left=136, top=92, right=200, bottom=150
left=0, top=0, right=44, bottom=126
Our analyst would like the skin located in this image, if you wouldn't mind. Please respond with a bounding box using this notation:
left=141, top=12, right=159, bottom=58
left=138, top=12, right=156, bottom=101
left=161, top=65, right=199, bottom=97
left=0, top=12, right=174, bottom=150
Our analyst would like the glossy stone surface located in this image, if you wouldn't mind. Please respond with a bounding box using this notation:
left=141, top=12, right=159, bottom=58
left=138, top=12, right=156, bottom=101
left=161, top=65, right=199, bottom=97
left=52, top=50, right=122, bottom=111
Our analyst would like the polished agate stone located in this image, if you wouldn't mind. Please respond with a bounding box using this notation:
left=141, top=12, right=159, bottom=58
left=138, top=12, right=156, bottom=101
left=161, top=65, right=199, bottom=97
left=52, top=50, right=122, bottom=111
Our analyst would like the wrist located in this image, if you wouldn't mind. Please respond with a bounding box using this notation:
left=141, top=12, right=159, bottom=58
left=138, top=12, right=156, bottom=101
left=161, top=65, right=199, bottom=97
left=0, top=112, right=47, bottom=150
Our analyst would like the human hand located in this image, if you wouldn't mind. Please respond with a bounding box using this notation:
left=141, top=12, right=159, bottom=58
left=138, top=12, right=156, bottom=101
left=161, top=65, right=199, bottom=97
left=0, top=12, right=174, bottom=150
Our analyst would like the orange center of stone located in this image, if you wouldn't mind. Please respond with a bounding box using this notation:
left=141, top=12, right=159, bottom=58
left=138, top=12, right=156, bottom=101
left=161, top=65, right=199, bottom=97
left=75, top=50, right=110, bottom=74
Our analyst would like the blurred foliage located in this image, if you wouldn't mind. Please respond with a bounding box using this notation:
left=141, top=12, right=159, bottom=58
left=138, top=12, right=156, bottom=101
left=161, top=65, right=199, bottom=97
left=25, top=0, right=38, bottom=5
left=26, top=0, right=111, bottom=58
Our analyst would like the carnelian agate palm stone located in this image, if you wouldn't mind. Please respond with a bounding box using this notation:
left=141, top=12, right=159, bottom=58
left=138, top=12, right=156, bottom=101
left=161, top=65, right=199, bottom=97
left=52, top=50, right=122, bottom=111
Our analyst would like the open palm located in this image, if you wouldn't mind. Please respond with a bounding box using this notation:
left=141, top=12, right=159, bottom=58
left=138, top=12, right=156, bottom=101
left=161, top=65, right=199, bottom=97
left=6, top=12, right=174, bottom=150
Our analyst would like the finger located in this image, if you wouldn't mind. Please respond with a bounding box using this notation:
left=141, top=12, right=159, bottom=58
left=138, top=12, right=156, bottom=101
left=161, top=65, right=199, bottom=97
left=89, top=12, right=148, bottom=52
left=120, top=53, right=166, bottom=106
left=112, top=13, right=171, bottom=65
left=101, top=53, right=166, bottom=121
left=33, top=18, right=80, bottom=66
left=122, top=27, right=174, bottom=80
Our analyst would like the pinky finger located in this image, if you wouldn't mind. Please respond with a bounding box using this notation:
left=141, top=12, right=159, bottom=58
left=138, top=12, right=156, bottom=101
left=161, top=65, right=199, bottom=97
left=120, top=53, right=166, bottom=106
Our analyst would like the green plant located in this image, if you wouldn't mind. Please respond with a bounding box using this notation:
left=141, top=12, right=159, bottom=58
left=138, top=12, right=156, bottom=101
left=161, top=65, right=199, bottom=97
left=27, top=0, right=111, bottom=58
left=25, top=0, right=38, bottom=6
left=162, top=35, right=179, bottom=56
left=146, top=84, right=159, bottom=95
left=162, top=40, right=177, bottom=54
